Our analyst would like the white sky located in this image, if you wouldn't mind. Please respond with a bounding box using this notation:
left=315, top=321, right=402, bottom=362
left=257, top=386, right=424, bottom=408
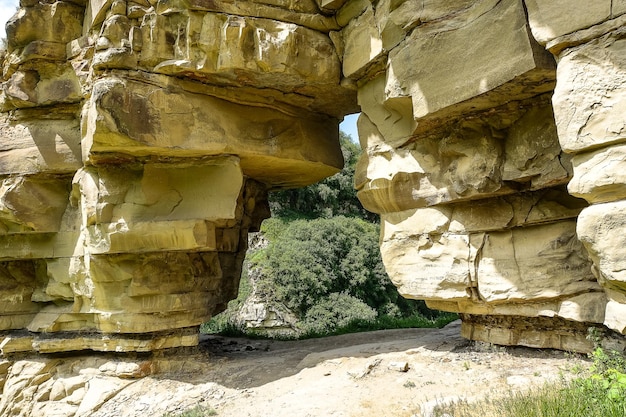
left=0, top=0, right=18, bottom=40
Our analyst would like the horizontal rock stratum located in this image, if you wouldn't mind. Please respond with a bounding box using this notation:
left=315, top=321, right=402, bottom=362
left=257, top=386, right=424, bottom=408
left=1, top=0, right=626, bottom=360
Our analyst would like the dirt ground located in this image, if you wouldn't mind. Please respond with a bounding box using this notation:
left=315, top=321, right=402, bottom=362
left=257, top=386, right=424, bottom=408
left=88, top=320, right=591, bottom=417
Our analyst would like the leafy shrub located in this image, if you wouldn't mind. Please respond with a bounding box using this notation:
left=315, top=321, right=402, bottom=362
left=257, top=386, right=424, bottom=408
left=254, top=216, right=415, bottom=318
left=301, top=293, right=377, bottom=334
left=577, top=328, right=626, bottom=404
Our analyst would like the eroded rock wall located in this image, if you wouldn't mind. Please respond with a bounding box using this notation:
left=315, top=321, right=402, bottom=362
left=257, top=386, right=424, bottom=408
left=525, top=1, right=626, bottom=337
left=344, top=0, right=626, bottom=351
left=0, top=0, right=356, bottom=353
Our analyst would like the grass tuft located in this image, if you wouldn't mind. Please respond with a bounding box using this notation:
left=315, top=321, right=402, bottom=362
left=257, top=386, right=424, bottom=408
left=162, top=405, right=217, bottom=417
left=430, top=379, right=626, bottom=417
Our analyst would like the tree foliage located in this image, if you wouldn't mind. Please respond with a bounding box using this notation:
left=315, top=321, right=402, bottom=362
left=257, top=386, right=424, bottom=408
left=301, top=293, right=377, bottom=334
left=254, top=216, right=434, bottom=324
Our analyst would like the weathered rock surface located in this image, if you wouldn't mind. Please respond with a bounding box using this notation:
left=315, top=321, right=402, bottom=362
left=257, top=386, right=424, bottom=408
left=235, top=295, right=299, bottom=337
left=527, top=2, right=626, bottom=344
left=552, top=31, right=626, bottom=154
left=346, top=0, right=626, bottom=351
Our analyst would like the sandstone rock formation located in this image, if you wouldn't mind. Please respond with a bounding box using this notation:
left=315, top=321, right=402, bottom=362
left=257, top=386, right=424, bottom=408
left=348, top=0, right=626, bottom=352
left=1, top=0, right=626, bottom=359
left=0, top=0, right=355, bottom=354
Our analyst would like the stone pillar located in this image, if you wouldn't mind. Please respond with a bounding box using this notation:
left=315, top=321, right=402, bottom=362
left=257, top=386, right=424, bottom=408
left=343, top=0, right=605, bottom=351
left=0, top=0, right=86, bottom=354
left=525, top=1, right=626, bottom=336
left=0, top=0, right=356, bottom=353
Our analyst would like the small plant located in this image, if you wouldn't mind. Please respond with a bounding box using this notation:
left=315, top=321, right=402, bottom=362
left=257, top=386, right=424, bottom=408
left=403, top=380, right=416, bottom=388
left=162, top=405, right=217, bottom=417
left=569, top=363, right=584, bottom=374
left=576, top=327, right=626, bottom=404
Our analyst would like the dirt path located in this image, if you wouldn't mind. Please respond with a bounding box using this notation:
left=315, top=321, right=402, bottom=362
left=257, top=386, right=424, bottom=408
left=198, top=321, right=588, bottom=416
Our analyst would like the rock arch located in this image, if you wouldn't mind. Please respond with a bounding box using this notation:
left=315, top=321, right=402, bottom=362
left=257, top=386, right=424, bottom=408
left=0, top=0, right=625, bottom=354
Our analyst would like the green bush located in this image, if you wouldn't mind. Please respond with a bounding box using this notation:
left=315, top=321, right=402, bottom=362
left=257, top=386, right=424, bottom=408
left=576, top=330, right=626, bottom=405
left=301, top=293, right=377, bottom=334
left=254, top=216, right=419, bottom=318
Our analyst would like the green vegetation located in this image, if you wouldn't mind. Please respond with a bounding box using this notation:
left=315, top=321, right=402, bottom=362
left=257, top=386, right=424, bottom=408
left=431, top=381, right=626, bottom=417
left=269, top=132, right=376, bottom=222
left=299, top=312, right=458, bottom=339
left=254, top=216, right=431, bottom=320
left=204, top=311, right=456, bottom=341
left=431, top=329, right=626, bottom=417
left=203, top=131, right=454, bottom=339
left=162, top=405, right=217, bottom=417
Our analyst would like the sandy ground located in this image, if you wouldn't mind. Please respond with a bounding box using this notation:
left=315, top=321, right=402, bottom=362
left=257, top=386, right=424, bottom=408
left=174, top=321, right=589, bottom=417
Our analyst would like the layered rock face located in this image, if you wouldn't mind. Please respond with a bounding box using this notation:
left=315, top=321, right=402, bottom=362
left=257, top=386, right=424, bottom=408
left=0, top=0, right=355, bottom=353
left=529, top=1, right=626, bottom=337
left=346, top=0, right=626, bottom=351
